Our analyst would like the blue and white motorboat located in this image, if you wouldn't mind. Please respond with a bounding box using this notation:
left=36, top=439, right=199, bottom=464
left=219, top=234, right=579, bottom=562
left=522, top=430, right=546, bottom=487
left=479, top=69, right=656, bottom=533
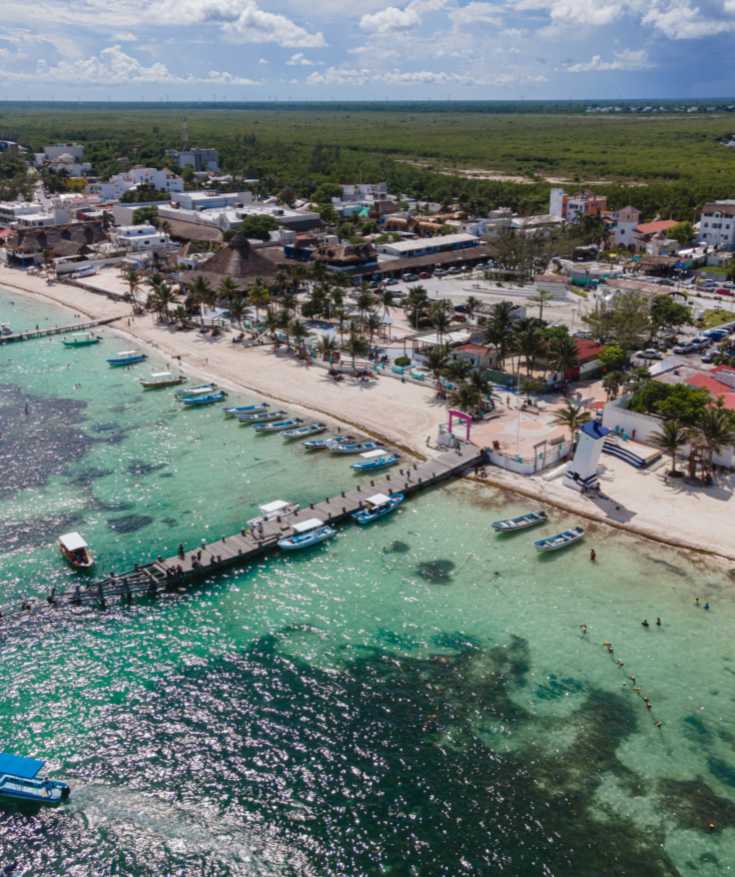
left=254, top=417, right=303, bottom=433
left=175, top=382, right=217, bottom=399
left=534, top=526, right=585, bottom=553
left=282, top=422, right=327, bottom=440
left=329, top=439, right=384, bottom=455
left=0, top=753, right=70, bottom=808
left=181, top=390, right=227, bottom=407
left=106, top=350, right=147, bottom=367
left=238, top=408, right=287, bottom=425
left=492, top=510, right=548, bottom=533
left=140, top=371, right=186, bottom=389
left=223, top=402, right=269, bottom=418
left=278, top=518, right=336, bottom=551
left=303, top=434, right=356, bottom=451
left=351, top=492, right=404, bottom=525
left=351, top=449, right=400, bottom=472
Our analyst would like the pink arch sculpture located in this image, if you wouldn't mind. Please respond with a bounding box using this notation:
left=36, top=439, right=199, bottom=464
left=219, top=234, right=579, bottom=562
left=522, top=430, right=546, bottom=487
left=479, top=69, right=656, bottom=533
left=448, top=409, right=472, bottom=441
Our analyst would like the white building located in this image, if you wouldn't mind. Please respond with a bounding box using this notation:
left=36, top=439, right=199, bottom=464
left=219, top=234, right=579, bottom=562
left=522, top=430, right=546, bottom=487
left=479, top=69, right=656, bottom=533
left=611, top=205, right=640, bottom=248
left=341, top=183, right=387, bottom=202
left=87, top=167, right=184, bottom=201
left=39, top=143, right=85, bottom=163
left=166, top=148, right=219, bottom=172
left=173, top=191, right=252, bottom=211
left=110, top=224, right=175, bottom=253
left=549, top=188, right=608, bottom=222
left=378, top=233, right=479, bottom=259
left=698, top=200, right=735, bottom=250
left=0, top=201, right=46, bottom=225
left=157, top=202, right=321, bottom=233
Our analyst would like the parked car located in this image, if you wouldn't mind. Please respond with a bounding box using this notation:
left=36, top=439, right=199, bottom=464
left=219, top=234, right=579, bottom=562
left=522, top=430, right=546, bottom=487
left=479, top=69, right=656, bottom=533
left=636, top=348, right=663, bottom=360
left=384, top=278, right=399, bottom=286
left=419, top=271, right=432, bottom=280
left=403, top=273, right=419, bottom=282
left=702, top=351, right=718, bottom=363
left=715, top=288, right=734, bottom=297
left=673, top=344, right=695, bottom=354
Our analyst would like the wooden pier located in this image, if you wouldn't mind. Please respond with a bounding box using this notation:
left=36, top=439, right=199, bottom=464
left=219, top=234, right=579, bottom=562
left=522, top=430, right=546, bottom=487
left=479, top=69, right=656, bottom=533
left=0, top=443, right=487, bottom=623
left=0, top=317, right=118, bottom=345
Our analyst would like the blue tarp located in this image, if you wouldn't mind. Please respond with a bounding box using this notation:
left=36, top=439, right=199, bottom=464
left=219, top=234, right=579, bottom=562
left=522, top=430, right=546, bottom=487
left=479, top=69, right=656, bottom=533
left=0, top=753, right=44, bottom=778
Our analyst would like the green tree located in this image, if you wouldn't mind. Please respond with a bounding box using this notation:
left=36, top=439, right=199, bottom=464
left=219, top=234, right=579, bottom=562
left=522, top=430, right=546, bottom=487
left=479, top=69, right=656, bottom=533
left=346, top=325, right=369, bottom=370
left=598, top=343, right=627, bottom=372
left=405, top=285, right=429, bottom=331
left=668, top=221, right=694, bottom=246
left=650, top=295, right=691, bottom=337
left=529, top=289, right=554, bottom=320
left=448, top=382, right=483, bottom=416
left=248, top=281, right=270, bottom=324
left=690, top=402, right=735, bottom=478
left=552, top=400, right=591, bottom=452
left=514, top=317, right=546, bottom=377
left=430, top=299, right=452, bottom=344
left=229, top=215, right=279, bottom=242
left=602, top=370, right=625, bottom=400
left=483, top=301, right=516, bottom=369
left=651, top=419, right=689, bottom=476
left=547, top=333, right=579, bottom=383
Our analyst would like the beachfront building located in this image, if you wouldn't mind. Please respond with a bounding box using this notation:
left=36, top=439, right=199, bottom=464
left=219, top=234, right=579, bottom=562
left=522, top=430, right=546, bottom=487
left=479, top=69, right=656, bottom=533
left=698, top=201, right=735, bottom=250
left=378, top=233, right=479, bottom=259
left=109, top=224, right=176, bottom=253
left=549, top=189, right=608, bottom=222
left=88, top=168, right=184, bottom=201
left=166, top=147, right=219, bottom=172
left=450, top=344, right=495, bottom=369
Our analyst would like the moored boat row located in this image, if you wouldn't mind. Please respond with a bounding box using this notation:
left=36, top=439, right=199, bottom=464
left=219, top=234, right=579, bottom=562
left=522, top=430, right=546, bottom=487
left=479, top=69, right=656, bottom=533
left=491, top=511, right=585, bottom=554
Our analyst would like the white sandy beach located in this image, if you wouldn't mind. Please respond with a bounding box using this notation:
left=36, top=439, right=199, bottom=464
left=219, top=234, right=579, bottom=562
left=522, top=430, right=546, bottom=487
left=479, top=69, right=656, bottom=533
left=2, top=263, right=734, bottom=565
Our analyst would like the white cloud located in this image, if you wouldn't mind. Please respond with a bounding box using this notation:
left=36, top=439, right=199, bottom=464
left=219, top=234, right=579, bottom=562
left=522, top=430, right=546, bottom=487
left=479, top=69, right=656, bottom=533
left=450, top=2, right=503, bottom=27
left=2, top=45, right=259, bottom=85
left=286, top=51, right=314, bottom=64
left=305, top=63, right=544, bottom=86
left=113, top=31, right=138, bottom=42
left=642, top=0, right=735, bottom=38
left=258, top=56, right=270, bottom=62
left=514, top=0, right=622, bottom=26
left=566, top=48, right=653, bottom=71
left=360, top=0, right=445, bottom=33
left=220, top=3, right=326, bottom=46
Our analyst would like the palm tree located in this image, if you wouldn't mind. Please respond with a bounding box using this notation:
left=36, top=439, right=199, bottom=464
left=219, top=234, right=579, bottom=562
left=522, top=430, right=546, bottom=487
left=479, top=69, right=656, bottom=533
left=346, top=325, right=369, bottom=370
left=379, top=287, right=394, bottom=319
left=514, top=317, right=546, bottom=377
left=464, top=295, right=481, bottom=321
left=248, top=281, right=270, bottom=325
left=484, top=301, right=516, bottom=370
left=602, top=370, right=625, bottom=400
left=264, top=307, right=280, bottom=347
left=547, top=334, right=579, bottom=385
left=690, top=402, right=735, bottom=479
left=365, top=311, right=382, bottom=350
left=448, top=382, right=483, bottom=417
left=356, top=289, right=375, bottom=322
left=529, top=289, right=554, bottom=321
left=228, top=296, right=246, bottom=328
left=552, top=400, right=591, bottom=454
left=651, top=418, right=689, bottom=476
left=123, top=267, right=141, bottom=305
left=189, top=276, right=214, bottom=326
left=218, top=276, right=240, bottom=306
left=290, top=318, right=308, bottom=355
left=430, top=299, right=452, bottom=344
left=406, top=285, right=429, bottom=331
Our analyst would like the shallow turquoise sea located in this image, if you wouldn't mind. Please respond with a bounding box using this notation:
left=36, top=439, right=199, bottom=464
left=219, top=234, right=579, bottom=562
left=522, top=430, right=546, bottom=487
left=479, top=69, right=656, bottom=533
left=1, top=289, right=734, bottom=876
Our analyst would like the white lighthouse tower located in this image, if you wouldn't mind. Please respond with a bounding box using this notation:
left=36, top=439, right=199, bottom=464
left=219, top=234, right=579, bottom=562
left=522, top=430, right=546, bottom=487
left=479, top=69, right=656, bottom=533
left=563, top=420, right=609, bottom=492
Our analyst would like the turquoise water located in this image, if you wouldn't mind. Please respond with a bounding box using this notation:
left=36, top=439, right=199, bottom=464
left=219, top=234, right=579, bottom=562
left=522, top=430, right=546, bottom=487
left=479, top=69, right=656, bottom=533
left=1, top=289, right=735, bottom=876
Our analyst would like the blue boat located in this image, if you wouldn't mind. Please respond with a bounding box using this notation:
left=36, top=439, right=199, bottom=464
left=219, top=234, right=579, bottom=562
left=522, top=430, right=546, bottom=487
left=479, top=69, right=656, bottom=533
left=351, top=450, right=401, bottom=472
left=352, top=492, right=405, bottom=525
left=175, top=382, right=216, bottom=399
left=223, top=402, right=269, bottom=418
left=282, top=422, right=326, bottom=440
left=278, top=518, right=336, bottom=551
left=303, top=434, right=356, bottom=451
left=106, top=350, right=147, bottom=367
left=181, top=390, right=227, bottom=407
left=492, top=510, right=547, bottom=533
left=238, top=408, right=287, bottom=425
left=534, top=526, right=585, bottom=553
left=254, top=417, right=303, bottom=433
left=0, top=753, right=70, bottom=808
left=329, top=439, right=384, bottom=455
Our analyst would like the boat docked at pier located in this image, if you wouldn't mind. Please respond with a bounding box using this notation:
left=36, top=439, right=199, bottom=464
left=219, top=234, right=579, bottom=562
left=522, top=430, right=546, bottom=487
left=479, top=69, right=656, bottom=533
left=534, top=526, right=585, bottom=553
left=278, top=518, right=336, bottom=551
left=106, top=350, right=147, bottom=367
left=351, top=449, right=400, bottom=472
left=0, top=753, right=70, bottom=809
left=223, top=402, right=269, bottom=418
left=238, top=408, right=287, bottom=425
left=140, top=371, right=186, bottom=389
left=247, top=499, right=299, bottom=529
left=329, top=439, right=384, bottom=455
left=492, top=510, right=548, bottom=533
left=181, top=389, right=227, bottom=407
left=62, top=333, right=101, bottom=348
left=282, top=422, right=326, bottom=440
left=254, top=417, right=304, bottom=434
left=58, top=532, right=94, bottom=570
left=352, top=492, right=404, bottom=525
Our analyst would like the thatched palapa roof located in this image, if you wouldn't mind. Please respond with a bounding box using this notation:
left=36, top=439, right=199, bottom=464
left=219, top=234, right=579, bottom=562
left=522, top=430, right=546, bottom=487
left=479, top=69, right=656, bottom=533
left=180, top=233, right=278, bottom=288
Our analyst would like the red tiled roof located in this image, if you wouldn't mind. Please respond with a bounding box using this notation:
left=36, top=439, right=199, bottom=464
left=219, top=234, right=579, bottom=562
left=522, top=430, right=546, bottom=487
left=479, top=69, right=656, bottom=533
left=456, top=343, right=491, bottom=354
left=634, top=220, right=678, bottom=236
left=686, top=373, right=735, bottom=410
left=574, top=338, right=603, bottom=362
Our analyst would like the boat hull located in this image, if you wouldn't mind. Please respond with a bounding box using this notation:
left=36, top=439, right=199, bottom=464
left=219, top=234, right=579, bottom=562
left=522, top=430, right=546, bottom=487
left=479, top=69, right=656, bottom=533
left=534, top=527, right=585, bottom=553
left=351, top=454, right=400, bottom=472
left=492, top=511, right=548, bottom=533
left=0, top=776, right=70, bottom=808
left=278, top=526, right=336, bottom=551
left=107, top=355, right=147, bottom=367
left=352, top=495, right=404, bottom=525
left=181, top=391, right=227, bottom=406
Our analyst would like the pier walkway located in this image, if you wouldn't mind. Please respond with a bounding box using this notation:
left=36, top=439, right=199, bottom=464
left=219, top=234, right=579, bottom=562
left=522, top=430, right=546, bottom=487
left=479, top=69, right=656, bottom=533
left=1, top=442, right=487, bottom=622
left=0, top=317, right=118, bottom=345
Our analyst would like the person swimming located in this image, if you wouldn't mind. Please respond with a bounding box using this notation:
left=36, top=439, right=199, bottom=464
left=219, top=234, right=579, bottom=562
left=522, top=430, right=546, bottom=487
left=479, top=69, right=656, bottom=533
left=641, top=619, right=650, bottom=628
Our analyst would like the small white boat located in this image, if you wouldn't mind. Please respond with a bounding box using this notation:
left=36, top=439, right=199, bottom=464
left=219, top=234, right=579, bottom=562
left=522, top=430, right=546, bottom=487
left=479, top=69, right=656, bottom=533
left=303, top=434, right=356, bottom=451
left=278, top=518, right=336, bottom=551
left=239, top=409, right=287, bottom=425
left=58, top=532, right=94, bottom=570
left=254, top=417, right=303, bottom=434
left=140, top=371, right=186, bottom=389
left=282, top=422, right=326, bottom=440
left=351, top=450, right=400, bottom=472
left=352, top=492, right=404, bottom=525
left=223, top=403, right=269, bottom=418
left=329, top=440, right=384, bottom=455
left=492, top=510, right=548, bottom=533
left=534, top=526, right=585, bottom=553
left=175, top=383, right=216, bottom=399
left=247, top=499, right=299, bottom=529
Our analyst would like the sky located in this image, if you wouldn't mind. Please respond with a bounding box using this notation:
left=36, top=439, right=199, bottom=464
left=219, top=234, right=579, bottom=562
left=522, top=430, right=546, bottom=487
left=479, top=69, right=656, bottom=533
left=0, top=0, right=734, bottom=100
